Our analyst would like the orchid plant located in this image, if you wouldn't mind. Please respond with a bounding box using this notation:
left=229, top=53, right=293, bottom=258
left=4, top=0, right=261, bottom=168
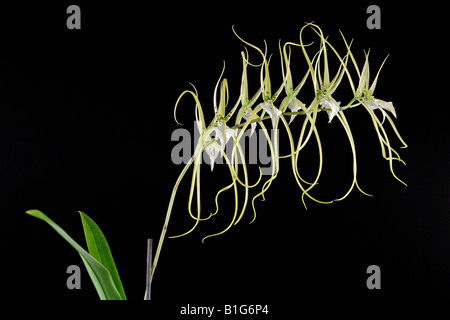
left=26, top=23, right=407, bottom=300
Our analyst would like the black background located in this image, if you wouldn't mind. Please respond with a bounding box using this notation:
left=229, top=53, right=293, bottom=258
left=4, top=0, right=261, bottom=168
left=1, top=0, right=448, bottom=306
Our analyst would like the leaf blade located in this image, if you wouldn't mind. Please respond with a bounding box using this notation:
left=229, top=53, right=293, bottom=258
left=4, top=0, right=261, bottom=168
left=79, top=211, right=126, bottom=300
left=25, top=209, right=123, bottom=300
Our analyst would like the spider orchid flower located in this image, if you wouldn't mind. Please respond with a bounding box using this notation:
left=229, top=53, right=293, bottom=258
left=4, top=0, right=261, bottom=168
left=289, top=22, right=353, bottom=206
left=344, top=47, right=398, bottom=124
left=236, top=50, right=261, bottom=137
left=279, top=40, right=310, bottom=124
left=341, top=39, right=407, bottom=186
left=300, top=24, right=348, bottom=124
left=203, top=74, right=237, bottom=171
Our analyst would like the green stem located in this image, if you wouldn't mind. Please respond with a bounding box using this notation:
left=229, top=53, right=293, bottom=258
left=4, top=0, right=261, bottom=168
left=231, top=96, right=360, bottom=130
left=151, top=155, right=195, bottom=282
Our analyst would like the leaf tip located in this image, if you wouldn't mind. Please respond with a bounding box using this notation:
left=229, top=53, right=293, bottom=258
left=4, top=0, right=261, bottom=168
left=25, top=209, right=45, bottom=219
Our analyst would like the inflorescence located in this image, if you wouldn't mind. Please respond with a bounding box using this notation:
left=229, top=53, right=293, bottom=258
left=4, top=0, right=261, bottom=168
left=151, top=23, right=407, bottom=281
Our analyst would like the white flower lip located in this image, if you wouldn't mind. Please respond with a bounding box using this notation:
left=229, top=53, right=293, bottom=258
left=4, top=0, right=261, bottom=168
left=204, top=138, right=220, bottom=171
left=213, top=121, right=235, bottom=148
left=287, top=99, right=302, bottom=124
left=319, top=96, right=340, bottom=123
left=261, top=101, right=282, bottom=128
left=365, top=97, right=397, bottom=124
left=203, top=121, right=236, bottom=171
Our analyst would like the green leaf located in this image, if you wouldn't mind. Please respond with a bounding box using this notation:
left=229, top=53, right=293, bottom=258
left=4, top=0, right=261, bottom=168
left=26, top=209, right=124, bottom=300
left=79, top=211, right=126, bottom=300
